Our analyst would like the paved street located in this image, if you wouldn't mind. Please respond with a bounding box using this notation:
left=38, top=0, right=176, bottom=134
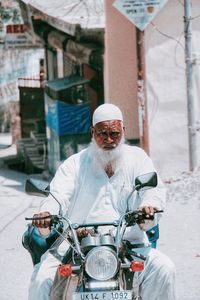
left=159, top=171, right=200, bottom=300
left=0, top=134, right=200, bottom=300
left=0, top=167, right=42, bottom=300
left=0, top=135, right=44, bottom=300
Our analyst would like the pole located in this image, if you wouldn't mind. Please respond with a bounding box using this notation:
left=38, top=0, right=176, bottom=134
left=184, top=0, right=197, bottom=171
left=136, top=28, right=149, bottom=154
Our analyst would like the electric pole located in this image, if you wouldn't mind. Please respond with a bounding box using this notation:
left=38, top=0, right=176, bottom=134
left=136, top=28, right=149, bottom=154
left=184, top=0, right=197, bottom=171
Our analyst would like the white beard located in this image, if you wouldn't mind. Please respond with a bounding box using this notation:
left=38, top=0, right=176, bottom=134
left=88, top=136, right=125, bottom=172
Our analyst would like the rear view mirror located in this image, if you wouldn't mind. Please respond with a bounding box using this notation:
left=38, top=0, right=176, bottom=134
left=135, top=172, right=157, bottom=191
left=25, top=178, right=50, bottom=197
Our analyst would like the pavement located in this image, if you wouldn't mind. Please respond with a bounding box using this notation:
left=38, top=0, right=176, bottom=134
left=0, top=133, right=200, bottom=300
left=0, top=133, right=44, bottom=300
left=159, top=171, right=200, bottom=300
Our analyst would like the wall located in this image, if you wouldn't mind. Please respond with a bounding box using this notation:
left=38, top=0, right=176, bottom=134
left=145, top=0, right=200, bottom=179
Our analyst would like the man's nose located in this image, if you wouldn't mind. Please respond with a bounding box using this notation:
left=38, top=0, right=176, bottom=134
left=105, top=134, right=114, bottom=143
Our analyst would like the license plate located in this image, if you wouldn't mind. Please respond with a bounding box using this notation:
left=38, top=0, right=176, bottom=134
left=72, top=291, right=132, bottom=300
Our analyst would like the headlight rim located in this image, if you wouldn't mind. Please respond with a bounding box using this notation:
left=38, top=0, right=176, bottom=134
left=85, top=246, right=119, bottom=281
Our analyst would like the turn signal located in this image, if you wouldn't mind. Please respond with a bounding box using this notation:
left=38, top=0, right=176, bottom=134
left=130, top=260, right=144, bottom=272
left=58, top=264, right=72, bottom=277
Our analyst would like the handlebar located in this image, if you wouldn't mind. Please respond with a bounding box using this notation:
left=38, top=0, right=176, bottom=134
left=25, top=215, right=120, bottom=229
left=25, top=210, right=164, bottom=260
left=25, top=210, right=164, bottom=228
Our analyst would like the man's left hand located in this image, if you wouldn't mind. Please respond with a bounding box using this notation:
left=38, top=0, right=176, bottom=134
left=138, top=206, right=159, bottom=230
left=76, top=228, right=95, bottom=239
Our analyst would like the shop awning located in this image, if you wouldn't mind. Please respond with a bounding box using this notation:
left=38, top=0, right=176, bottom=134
left=31, top=19, right=103, bottom=69
left=18, top=0, right=105, bottom=37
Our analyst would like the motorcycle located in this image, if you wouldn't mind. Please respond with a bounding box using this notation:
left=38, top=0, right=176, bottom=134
left=23, top=171, right=163, bottom=300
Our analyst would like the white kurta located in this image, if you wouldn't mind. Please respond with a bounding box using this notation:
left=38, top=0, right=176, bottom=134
left=41, top=144, right=166, bottom=242
left=29, top=145, right=176, bottom=300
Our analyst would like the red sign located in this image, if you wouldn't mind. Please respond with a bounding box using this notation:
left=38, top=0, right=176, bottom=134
left=6, top=24, right=25, bottom=34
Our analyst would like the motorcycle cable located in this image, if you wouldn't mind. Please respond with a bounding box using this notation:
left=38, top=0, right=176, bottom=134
left=25, top=215, right=85, bottom=260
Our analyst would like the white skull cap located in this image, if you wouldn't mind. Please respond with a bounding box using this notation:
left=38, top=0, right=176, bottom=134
left=92, top=103, right=123, bottom=126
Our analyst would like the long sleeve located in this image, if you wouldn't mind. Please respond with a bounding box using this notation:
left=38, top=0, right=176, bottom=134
left=136, top=150, right=166, bottom=211
left=123, top=145, right=166, bottom=231
left=129, top=146, right=166, bottom=211
left=40, top=156, right=77, bottom=216
left=135, top=149, right=166, bottom=230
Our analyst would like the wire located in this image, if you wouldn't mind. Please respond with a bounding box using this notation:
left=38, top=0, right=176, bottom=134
left=58, top=1, right=82, bottom=17
left=150, top=22, right=185, bottom=50
left=191, top=14, right=200, bottom=20
left=92, top=0, right=104, bottom=16
left=176, top=0, right=184, bottom=6
left=150, top=21, right=185, bottom=70
left=147, top=20, right=187, bottom=124
left=174, top=30, right=185, bottom=70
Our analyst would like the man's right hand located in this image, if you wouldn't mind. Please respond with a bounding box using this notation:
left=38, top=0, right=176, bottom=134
left=32, top=211, right=51, bottom=228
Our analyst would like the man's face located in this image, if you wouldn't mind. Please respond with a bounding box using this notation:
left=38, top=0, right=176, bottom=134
left=92, top=120, right=124, bottom=150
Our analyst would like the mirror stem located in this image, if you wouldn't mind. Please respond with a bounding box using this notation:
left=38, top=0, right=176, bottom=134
left=49, top=192, right=62, bottom=215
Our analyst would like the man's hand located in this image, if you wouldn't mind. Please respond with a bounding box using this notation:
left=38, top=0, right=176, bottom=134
left=138, top=206, right=159, bottom=230
left=139, top=206, right=159, bottom=217
left=32, top=211, right=51, bottom=228
left=76, top=228, right=95, bottom=239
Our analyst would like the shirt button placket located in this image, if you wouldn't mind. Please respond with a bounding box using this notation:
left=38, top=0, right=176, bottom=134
left=105, top=184, right=110, bottom=204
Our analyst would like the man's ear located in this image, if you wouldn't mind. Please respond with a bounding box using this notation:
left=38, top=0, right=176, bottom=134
left=91, top=127, right=94, bottom=135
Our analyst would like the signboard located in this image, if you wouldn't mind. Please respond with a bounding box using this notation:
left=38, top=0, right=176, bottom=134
left=113, top=0, right=168, bottom=31
left=0, top=2, right=42, bottom=48
left=0, top=48, right=44, bottom=104
left=5, top=31, right=41, bottom=48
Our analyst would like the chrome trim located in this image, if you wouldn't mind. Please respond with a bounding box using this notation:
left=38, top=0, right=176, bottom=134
left=85, top=280, right=119, bottom=290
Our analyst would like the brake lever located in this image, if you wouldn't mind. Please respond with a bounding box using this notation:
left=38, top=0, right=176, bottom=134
left=125, top=210, right=163, bottom=226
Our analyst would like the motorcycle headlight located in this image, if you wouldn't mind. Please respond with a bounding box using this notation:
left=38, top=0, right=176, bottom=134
left=85, top=246, right=118, bottom=281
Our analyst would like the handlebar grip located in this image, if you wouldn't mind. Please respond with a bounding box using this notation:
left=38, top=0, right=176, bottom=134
left=154, top=210, right=164, bottom=214
left=25, top=215, right=52, bottom=221
left=25, top=215, right=61, bottom=228
left=125, top=210, right=163, bottom=226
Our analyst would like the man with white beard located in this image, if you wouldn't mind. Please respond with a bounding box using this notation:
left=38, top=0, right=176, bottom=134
left=28, top=103, right=176, bottom=300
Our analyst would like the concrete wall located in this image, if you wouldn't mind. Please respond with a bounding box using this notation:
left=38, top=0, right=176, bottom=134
left=145, top=0, right=200, bottom=178
left=104, top=0, right=139, bottom=140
